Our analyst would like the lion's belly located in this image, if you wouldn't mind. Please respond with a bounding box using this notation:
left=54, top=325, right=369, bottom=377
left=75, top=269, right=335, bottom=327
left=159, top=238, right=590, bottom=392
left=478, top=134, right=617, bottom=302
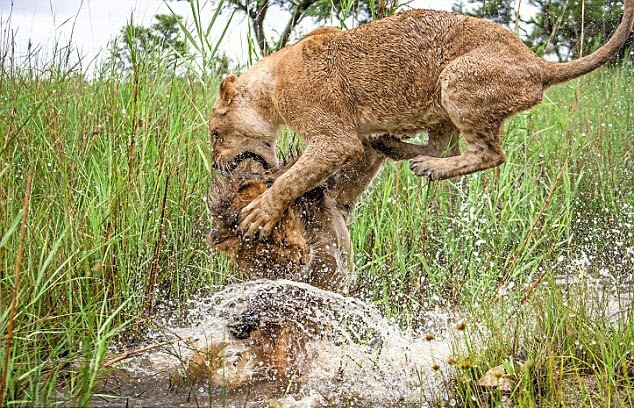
left=356, top=103, right=447, bottom=137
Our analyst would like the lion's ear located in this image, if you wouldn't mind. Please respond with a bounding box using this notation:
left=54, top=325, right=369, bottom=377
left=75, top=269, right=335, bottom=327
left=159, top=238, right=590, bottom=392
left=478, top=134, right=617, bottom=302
left=220, top=74, right=237, bottom=104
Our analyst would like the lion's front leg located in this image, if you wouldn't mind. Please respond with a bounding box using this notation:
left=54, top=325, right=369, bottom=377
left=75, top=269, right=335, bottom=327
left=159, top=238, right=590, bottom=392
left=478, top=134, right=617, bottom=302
left=239, top=136, right=364, bottom=239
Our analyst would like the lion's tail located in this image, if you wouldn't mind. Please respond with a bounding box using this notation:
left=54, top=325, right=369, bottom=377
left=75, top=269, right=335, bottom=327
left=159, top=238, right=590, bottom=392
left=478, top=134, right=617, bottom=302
left=542, top=0, right=634, bottom=87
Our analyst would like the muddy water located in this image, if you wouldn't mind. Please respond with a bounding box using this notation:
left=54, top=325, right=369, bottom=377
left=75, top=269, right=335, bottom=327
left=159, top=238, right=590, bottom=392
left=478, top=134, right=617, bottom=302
left=94, top=280, right=458, bottom=407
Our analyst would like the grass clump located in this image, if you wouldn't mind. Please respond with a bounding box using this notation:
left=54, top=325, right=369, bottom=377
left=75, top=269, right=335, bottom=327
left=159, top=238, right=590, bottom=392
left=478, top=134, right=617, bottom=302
left=447, top=278, right=633, bottom=407
left=0, top=34, right=235, bottom=403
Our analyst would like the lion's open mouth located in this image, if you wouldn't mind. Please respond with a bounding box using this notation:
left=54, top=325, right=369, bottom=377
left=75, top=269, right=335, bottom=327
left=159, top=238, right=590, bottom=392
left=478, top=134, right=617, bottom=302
left=214, top=151, right=272, bottom=173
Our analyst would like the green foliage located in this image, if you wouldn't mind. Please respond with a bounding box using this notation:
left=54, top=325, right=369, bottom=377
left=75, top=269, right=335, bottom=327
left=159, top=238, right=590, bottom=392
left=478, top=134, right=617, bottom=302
left=453, top=1, right=632, bottom=63
left=525, top=0, right=633, bottom=62
left=112, top=14, right=190, bottom=73
left=222, top=0, right=389, bottom=56
left=208, top=52, right=233, bottom=75
left=110, top=5, right=238, bottom=79
left=0, top=41, right=227, bottom=406
left=450, top=279, right=634, bottom=406
left=453, top=0, right=518, bottom=27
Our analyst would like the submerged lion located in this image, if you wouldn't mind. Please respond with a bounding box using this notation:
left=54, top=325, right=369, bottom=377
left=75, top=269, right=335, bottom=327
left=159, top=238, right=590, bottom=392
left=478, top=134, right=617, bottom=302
left=184, top=280, right=387, bottom=392
left=209, top=3, right=634, bottom=239
left=99, top=280, right=449, bottom=406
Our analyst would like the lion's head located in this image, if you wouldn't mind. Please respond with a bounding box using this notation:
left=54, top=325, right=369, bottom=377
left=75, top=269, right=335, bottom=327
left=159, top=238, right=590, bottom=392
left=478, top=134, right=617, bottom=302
left=207, top=160, right=310, bottom=280
left=209, top=74, right=279, bottom=172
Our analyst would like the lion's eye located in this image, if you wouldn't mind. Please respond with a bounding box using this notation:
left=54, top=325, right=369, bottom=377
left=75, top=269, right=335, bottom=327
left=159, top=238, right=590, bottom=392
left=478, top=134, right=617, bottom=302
left=211, top=129, right=219, bottom=141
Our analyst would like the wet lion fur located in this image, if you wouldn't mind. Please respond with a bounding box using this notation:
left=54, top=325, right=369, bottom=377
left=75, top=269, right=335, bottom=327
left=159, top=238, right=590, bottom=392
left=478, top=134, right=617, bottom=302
left=208, top=144, right=386, bottom=292
left=208, top=162, right=345, bottom=291
left=184, top=280, right=385, bottom=391
left=209, top=2, right=634, bottom=239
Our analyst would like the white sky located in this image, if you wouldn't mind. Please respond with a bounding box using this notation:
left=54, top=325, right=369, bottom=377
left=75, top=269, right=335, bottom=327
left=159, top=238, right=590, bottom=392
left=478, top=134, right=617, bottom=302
left=0, top=0, right=504, bottom=73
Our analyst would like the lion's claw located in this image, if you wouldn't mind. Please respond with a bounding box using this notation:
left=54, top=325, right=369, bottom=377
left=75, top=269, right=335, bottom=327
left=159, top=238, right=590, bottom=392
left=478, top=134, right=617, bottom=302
left=410, top=157, right=443, bottom=181
left=238, top=191, right=283, bottom=239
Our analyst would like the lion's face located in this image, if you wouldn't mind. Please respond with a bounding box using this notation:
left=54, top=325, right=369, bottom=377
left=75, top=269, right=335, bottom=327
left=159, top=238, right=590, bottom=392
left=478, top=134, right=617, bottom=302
left=207, top=166, right=309, bottom=279
left=187, top=341, right=258, bottom=389
left=210, top=74, right=278, bottom=171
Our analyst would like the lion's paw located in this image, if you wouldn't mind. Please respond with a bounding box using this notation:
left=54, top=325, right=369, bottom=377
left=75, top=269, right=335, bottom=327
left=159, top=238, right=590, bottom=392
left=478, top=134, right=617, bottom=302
left=410, top=156, right=446, bottom=181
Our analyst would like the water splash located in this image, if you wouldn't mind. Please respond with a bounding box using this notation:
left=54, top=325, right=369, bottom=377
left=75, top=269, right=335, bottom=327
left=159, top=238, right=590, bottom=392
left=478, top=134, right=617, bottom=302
left=98, top=280, right=456, bottom=407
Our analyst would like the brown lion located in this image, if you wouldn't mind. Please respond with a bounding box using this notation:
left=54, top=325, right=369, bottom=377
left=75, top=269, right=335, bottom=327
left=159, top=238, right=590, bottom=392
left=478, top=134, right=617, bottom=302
left=209, top=3, right=633, bottom=239
left=208, top=145, right=386, bottom=293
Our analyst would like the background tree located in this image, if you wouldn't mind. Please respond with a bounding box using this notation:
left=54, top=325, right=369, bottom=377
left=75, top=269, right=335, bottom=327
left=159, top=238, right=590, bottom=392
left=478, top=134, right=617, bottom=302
left=113, top=14, right=190, bottom=72
left=207, top=52, right=234, bottom=75
left=452, top=0, right=517, bottom=28
left=219, top=0, right=381, bottom=56
left=525, top=0, right=632, bottom=62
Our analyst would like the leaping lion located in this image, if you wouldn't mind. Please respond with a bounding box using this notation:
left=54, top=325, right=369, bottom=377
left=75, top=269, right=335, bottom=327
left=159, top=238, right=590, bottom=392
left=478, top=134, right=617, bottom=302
left=210, top=3, right=634, bottom=239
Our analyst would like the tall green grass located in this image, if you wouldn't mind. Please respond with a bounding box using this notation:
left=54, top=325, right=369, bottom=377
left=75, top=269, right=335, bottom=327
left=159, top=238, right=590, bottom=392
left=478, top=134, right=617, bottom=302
left=446, top=277, right=633, bottom=406
left=0, top=9, right=235, bottom=402
left=351, top=69, right=633, bottom=317
left=1, top=6, right=632, bottom=406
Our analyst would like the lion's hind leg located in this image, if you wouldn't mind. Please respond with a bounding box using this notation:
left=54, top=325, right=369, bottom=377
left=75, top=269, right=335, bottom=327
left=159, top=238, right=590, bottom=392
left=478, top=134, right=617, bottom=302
left=410, top=53, right=543, bottom=180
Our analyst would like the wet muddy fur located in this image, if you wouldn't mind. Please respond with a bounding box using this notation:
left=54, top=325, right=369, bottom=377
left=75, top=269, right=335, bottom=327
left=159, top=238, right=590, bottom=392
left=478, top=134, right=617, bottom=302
left=184, top=280, right=385, bottom=388
left=207, top=158, right=354, bottom=292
